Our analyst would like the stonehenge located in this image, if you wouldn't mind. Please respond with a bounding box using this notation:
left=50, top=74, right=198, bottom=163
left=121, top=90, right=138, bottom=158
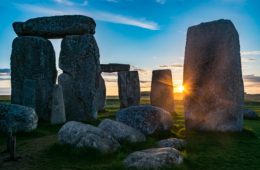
left=183, top=19, right=244, bottom=131
left=150, top=69, right=174, bottom=113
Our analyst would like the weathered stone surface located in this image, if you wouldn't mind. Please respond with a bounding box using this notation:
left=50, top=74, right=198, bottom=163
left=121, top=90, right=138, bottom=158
left=150, top=69, right=175, bottom=113
left=11, top=36, right=57, bottom=120
left=118, top=71, right=140, bottom=108
left=116, top=105, right=173, bottom=135
left=13, top=15, right=95, bottom=38
left=183, top=19, right=244, bottom=131
left=58, top=121, right=120, bottom=154
left=244, top=109, right=259, bottom=119
left=98, top=119, right=146, bottom=143
left=59, top=34, right=101, bottom=121
left=101, top=63, right=130, bottom=73
left=0, top=103, right=38, bottom=133
left=123, top=147, right=183, bottom=169
left=96, top=76, right=106, bottom=111
left=51, top=84, right=66, bottom=124
left=157, top=138, right=186, bottom=150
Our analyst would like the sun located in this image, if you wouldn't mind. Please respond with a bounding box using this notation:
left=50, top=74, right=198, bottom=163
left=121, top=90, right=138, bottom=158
left=177, top=85, right=185, bottom=93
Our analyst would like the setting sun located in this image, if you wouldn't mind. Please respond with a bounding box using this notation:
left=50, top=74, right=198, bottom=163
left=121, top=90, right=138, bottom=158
left=177, top=85, right=185, bottom=93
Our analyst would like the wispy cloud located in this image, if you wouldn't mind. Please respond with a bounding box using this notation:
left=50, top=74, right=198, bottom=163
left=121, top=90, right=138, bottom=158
left=244, top=74, right=260, bottom=83
left=155, top=0, right=166, bottom=5
left=53, top=0, right=88, bottom=6
left=106, top=0, right=118, bottom=3
left=241, top=51, right=260, bottom=56
left=159, top=64, right=183, bottom=69
left=16, top=4, right=159, bottom=30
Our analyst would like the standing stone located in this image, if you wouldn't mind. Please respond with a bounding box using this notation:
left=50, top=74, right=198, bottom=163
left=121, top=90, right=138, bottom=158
left=118, top=71, right=140, bottom=108
left=150, top=69, right=174, bottom=113
left=183, top=19, right=244, bottom=131
left=59, top=34, right=100, bottom=121
left=13, top=15, right=96, bottom=38
left=96, top=76, right=106, bottom=111
left=11, top=36, right=57, bottom=120
left=51, top=84, right=66, bottom=124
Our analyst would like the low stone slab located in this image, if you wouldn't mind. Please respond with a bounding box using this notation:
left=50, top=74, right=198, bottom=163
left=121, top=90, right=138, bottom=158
left=101, top=63, right=130, bottom=73
left=0, top=103, right=38, bottom=133
left=116, top=105, right=173, bottom=135
left=157, top=138, right=186, bottom=150
left=13, top=15, right=96, bottom=38
left=98, top=119, right=146, bottom=143
left=244, top=109, right=259, bottom=119
left=123, top=147, right=183, bottom=169
left=58, top=121, right=120, bottom=154
left=51, top=84, right=66, bottom=124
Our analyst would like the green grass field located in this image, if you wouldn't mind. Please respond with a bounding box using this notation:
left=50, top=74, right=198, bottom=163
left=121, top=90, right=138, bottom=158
left=0, top=97, right=260, bottom=170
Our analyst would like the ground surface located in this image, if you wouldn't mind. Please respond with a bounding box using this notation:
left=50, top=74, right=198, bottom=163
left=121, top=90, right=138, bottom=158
left=0, top=97, right=260, bottom=170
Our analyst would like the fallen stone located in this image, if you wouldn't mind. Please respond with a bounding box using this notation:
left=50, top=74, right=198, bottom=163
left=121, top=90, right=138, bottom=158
left=157, top=138, right=186, bottom=150
left=123, top=147, right=183, bottom=169
left=150, top=69, right=175, bottom=113
left=118, top=71, right=140, bottom=108
left=59, top=34, right=101, bottom=121
left=98, top=119, right=146, bottom=143
left=244, top=109, right=259, bottom=119
left=51, top=84, right=66, bottom=124
left=183, top=19, right=244, bottom=131
left=96, top=76, right=106, bottom=111
left=58, top=121, right=120, bottom=154
left=11, top=36, right=57, bottom=120
left=116, top=105, right=173, bottom=135
left=13, top=15, right=96, bottom=38
left=0, top=103, right=38, bottom=133
left=101, top=63, right=130, bottom=72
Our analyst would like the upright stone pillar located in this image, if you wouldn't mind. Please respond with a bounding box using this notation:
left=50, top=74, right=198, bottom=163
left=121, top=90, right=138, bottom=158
left=11, top=36, right=57, bottom=120
left=118, top=71, right=140, bottom=108
left=51, top=84, right=66, bottom=124
left=150, top=69, right=174, bottom=113
left=97, top=76, right=106, bottom=111
left=183, top=19, right=244, bottom=131
left=59, top=34, right=101, bottom=121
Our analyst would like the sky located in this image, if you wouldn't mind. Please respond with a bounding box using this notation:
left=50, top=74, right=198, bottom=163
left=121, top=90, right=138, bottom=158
left=0, top=0, right=260, bottom=96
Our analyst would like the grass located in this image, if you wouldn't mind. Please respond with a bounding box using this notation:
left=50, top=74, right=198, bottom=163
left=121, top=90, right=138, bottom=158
left=0, top=97, right=260, bottom=170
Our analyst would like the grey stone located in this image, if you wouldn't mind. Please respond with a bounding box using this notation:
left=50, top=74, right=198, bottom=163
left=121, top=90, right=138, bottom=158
left=96, top=76, right=106, bottom=111
left=51, top=84, right=66, bottom=124
left=244, top=109, right=259, bottom=119
left=150, top=69, right=175, bottom=113
left=0, top=103, right=38, bottom=133
left=98, top=119, right=146, bottom=143
left=11, top=36, right=57, bottom=120
left=118, top=71, right=140, bottom=108
left=183, top=19, right=244, bottom=131
left=157, top=138, right=186, bottom=150
left=123, top=147, right=183, bottom=170
left=101, top=63, right=130, bottom=72
left=13, top=15, right=95, bottom=38
left=59, top=34, right=101, bottom=121
left=58, top=121, right=120, bottom=154
left=116, top=105, right=173, bottom=135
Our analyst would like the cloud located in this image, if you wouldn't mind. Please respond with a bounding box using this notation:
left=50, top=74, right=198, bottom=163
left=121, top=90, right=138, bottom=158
left=241, top=51, right=260, bottom=56
left=0, top=68, right=10, bottom=73
left=106, top=0, right=118, bottom=3
left=53, top=0, right=88, bottom=6
left=243, top=74, right=260, bottom=83
left=159, top=64, right=183, bottom=69
left=16, top=4, right=159, bottom=30
left=155, top=0, right=166, bottom=4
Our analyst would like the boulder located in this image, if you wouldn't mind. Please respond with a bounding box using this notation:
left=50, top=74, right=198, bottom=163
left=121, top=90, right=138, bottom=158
left=244, top=109, right=259, bottom=119
left=51, top=84, right=66, bottom=124
left=150, top=69, right=175, bottom=113
left=0, top=103, right=38, bottom=133
left=58, top=121, right=120, bottom=154
left=96, top=76, right=106, bottom=111
left=123, top=147, right=183, bottom=169
left=116, top=105, right=173, bottom=135
left=98, top=119, right=146, bottom=143
left=59, top=34, right=101, bottom=121
left=101, top=63, right=130, bottom=73
left=11, top=36, right=57, bottom=120
left=13, top=15, right=95, bottom=38
left=183, top=19, right=244, bottom=131
left=157, top=138, right=186, bottom=150
left=118, top=71, right=140, bottom=108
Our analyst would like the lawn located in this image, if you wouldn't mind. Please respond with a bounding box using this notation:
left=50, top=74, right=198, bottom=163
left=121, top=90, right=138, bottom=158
left=0, top=97, right=260, bottom=170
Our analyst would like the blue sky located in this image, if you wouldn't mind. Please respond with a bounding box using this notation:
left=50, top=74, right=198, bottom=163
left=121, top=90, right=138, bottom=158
left=0, top=0, right=260, bottom=95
